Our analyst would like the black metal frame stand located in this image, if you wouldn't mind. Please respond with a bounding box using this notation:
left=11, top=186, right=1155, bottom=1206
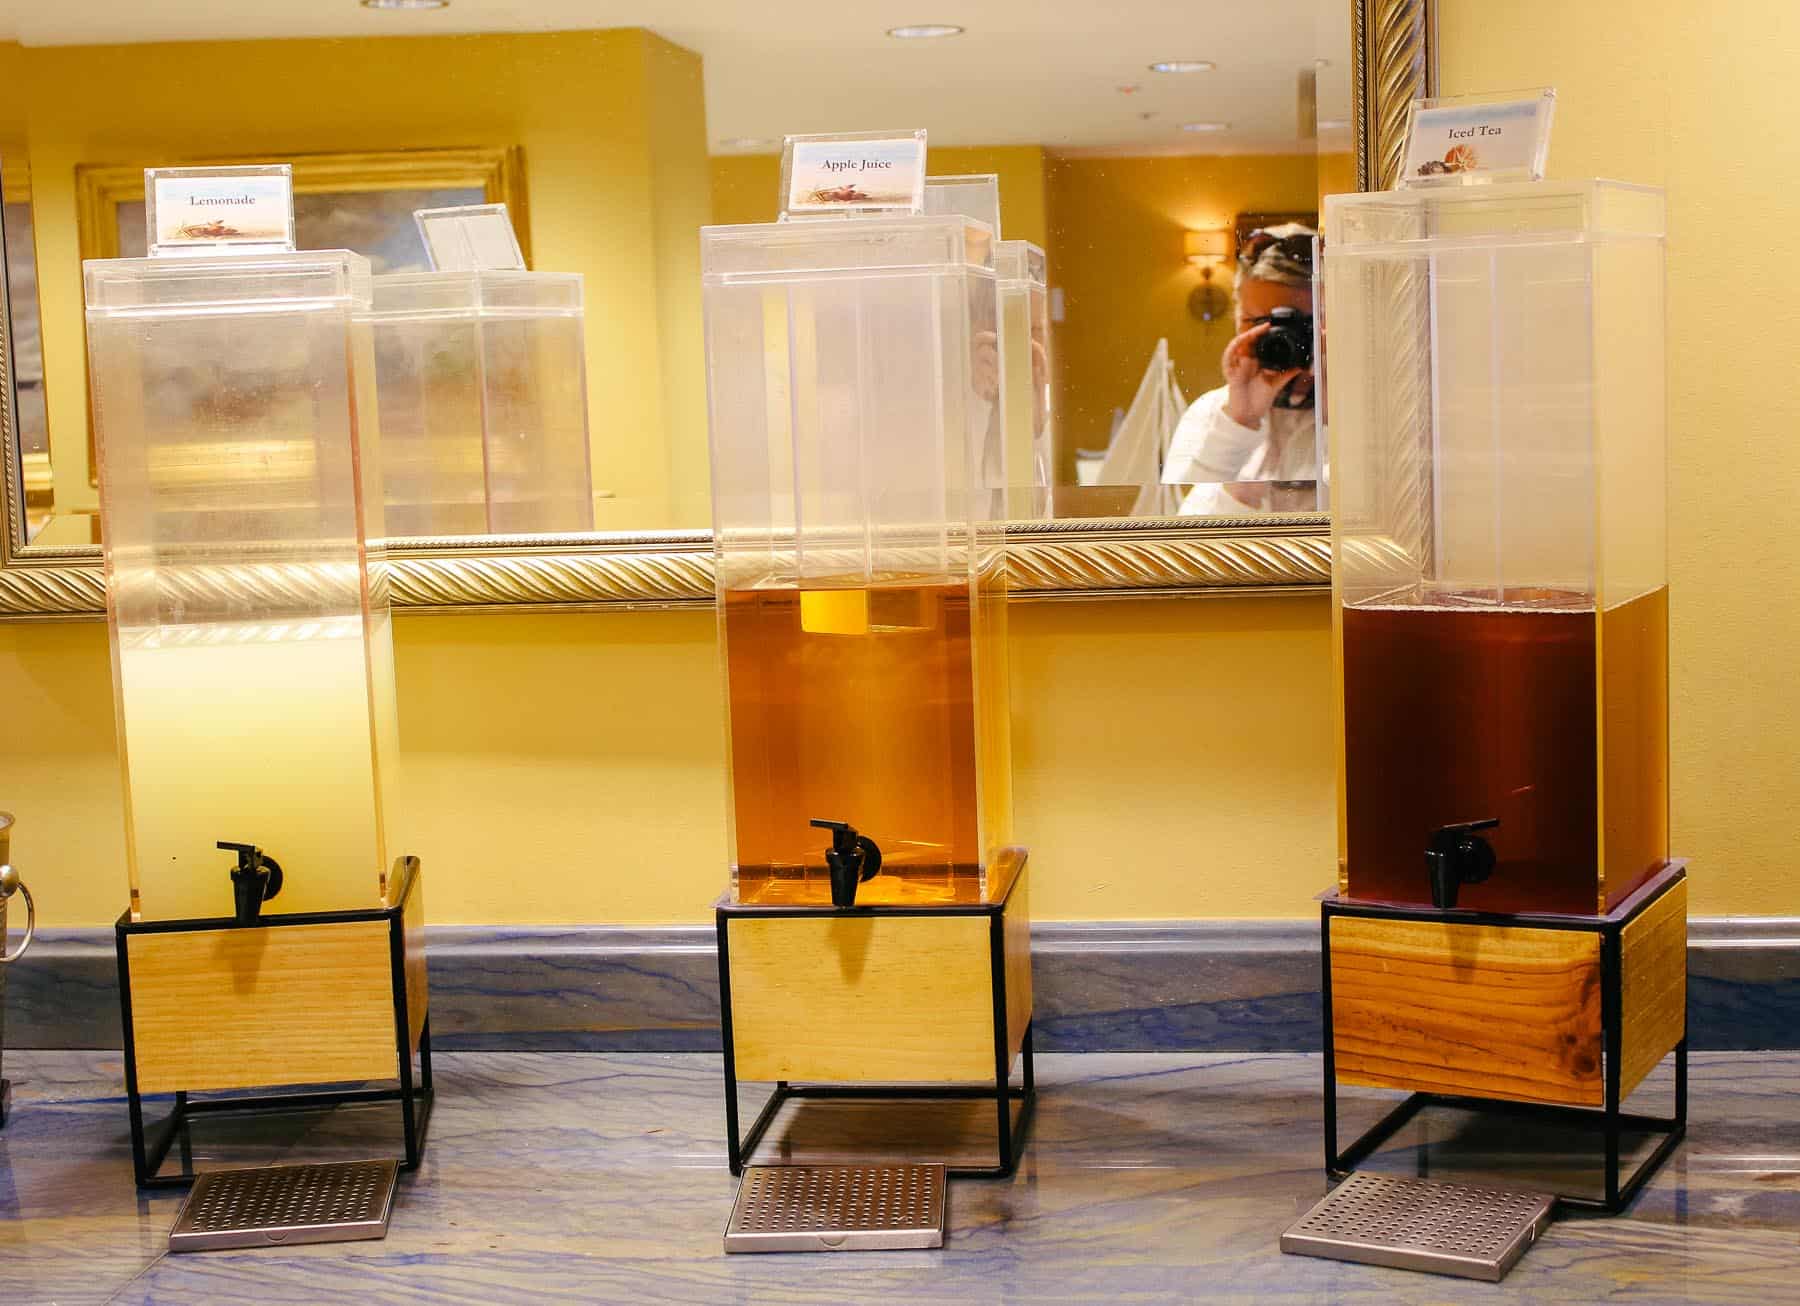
left=115, top=864, right=433, bottom=1190
left=717, top=894, right=1037, bottom=1179
left=1321, top=870, right=1688, bottom=1215
left=0, top=1079, right=10, bottom=1130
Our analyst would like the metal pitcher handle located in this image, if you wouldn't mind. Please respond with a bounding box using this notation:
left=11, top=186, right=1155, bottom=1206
left=0, top=864, right=34, bottom=963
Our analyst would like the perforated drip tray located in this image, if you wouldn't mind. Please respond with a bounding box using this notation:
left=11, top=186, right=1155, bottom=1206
left=1281, top=1172, right=1555, bottom=1282
left=725, top=1163, right=946, bottom=1253
left=168, top=1159, right=399, bottom=1253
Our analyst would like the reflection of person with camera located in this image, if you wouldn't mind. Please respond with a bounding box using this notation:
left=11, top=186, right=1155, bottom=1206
left=1163, top=224, right=1317, bottom=514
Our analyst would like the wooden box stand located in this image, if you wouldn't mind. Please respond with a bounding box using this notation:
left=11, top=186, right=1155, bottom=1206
left=1322, top=862, right=1688, bottom=1212
left=716, top=849, right=1035, bottom=1178
left=115, top=857, right=432, bottom=1188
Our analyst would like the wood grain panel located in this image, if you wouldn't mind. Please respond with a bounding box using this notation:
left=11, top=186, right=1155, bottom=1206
left=128, top=922, right=398, bottom=1094
left=1330, top=916, right=1603, bottom=1106
left=1620, top=878, right=1687, bottom=1098
left=727, top=914, right=994, bottom=1083
left=1003, top=863, right=1032, bottom=1066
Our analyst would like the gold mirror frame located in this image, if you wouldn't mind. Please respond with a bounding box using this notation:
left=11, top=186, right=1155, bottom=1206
left=0, top=0, right=1432, bottom=620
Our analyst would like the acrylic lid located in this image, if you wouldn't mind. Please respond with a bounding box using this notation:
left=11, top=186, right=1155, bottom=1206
left=994, top=239, right=1046, bottom=286
left=1324, top=178, right=1665, bottom=251
left=367, top=268, right=583, bottom=318
left=83, top=249, right=373, bottom=313
left=701, top=213, right=995, bottom=282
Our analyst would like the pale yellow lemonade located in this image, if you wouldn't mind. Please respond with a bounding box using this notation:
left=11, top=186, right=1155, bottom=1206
left=115, top=615, right=393, bottom=921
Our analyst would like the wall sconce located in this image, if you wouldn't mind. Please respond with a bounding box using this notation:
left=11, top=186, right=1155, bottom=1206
left=1184, top=228, right=1232, bottom=323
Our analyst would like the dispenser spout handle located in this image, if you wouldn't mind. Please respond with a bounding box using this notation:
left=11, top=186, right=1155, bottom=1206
left=1426, top=818, right=1499, bottom=910
left=219, top=840, right=285, bottom=924
left=810, top=818, right=883, bottom=908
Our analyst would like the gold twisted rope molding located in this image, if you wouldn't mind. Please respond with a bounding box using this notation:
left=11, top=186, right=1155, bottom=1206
left=0, top=520, right=1333, bottom=617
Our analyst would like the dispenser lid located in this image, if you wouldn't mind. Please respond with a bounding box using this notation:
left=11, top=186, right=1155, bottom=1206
left=1324, top=178, right=1665, bottom=250
left=83, top=249, right=373, bottom=313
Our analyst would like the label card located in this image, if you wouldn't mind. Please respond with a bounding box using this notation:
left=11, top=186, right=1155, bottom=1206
left=145, top=164, right=295, bottom=257
left=415, top=203, right=527, bottom=272
left=779, top=130, right=927, bottom=220
left=1399, top=89, right=1556, bottom=187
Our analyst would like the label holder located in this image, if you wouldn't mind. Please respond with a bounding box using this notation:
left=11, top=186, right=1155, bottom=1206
left=414, top=202, right=527, bottom=273
left=778, top=130, right=928, bottom=221
left=145, top=165, right=296, bottom=258
left=1398, top=89, right=1556, bottom=188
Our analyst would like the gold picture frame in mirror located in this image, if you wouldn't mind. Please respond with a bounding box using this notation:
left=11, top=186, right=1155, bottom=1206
left=0, top=0, right=1431, bottom=620
left=68, top=146, right=528, bottom=493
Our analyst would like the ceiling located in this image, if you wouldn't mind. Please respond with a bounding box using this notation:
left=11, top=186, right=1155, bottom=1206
left=0, top=0, right=1353, bottom=155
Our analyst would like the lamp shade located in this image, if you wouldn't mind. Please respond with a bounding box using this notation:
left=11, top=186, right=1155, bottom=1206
left=1184, top=228, right=1231, bottom=262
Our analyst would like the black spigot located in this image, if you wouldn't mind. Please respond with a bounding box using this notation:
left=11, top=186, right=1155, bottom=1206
left=219, top=840, right=284, bottom=925
left=1426, top=819, right=1499, bottom=910
left=809, top=819, right=883, bottom=908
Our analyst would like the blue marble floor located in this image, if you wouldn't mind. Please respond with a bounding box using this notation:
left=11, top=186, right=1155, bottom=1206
left=0, top=1051, right=1796, bottom=1304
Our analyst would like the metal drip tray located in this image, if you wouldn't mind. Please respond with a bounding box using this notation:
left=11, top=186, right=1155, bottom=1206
left=169, top=1159, right=399, bottom=1253
left=725, top=1163, right=946, bottom=1253
left=1281, top=1172, right=1555, bottom=1282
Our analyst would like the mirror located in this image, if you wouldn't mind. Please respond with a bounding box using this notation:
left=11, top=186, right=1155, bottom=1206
left=0, top=2, right=1429, bottom=612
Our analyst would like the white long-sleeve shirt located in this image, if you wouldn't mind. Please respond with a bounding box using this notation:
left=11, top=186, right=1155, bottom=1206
left=1160, top=384, right=1319, bottom=515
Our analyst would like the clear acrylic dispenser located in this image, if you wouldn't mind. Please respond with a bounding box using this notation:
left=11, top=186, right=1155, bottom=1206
left=995, top=239, right=1052, bottom=500
left=1324, top=179, right=1668, bottom=915
left=1316, top=180, right=1686, bottom=1214
left=86, top=226, right=430, bottom=1186
left=704, top=193, right=1035, bottom=1180
left=703, top=213, right=1013, bottom=907
left=369, top=269, right=592, bottom=535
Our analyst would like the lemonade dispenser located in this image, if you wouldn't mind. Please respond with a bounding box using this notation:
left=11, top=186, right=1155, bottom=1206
left=84, top=168, right=430, bottom=1187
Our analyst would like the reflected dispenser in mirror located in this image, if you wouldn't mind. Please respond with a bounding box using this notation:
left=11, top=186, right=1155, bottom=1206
left=702, top=214, right=1013, bottom=907
left=369, top=269, right=593, bottom=536
left=86, top=250, right=399, bottom=920
left=995, top=239, right=1052, bottom=500
left=1323, top=180, right=1668, bottom=914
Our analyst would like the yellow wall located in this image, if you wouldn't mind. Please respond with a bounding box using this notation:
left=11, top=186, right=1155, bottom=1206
left=1439, top=0, right=1800, bottom=917
left=12, top=30, right=710, bottom=529
left=0, top=597, right=1336, bottom=927
left=710, top=145, right=1050, bottom=249
left=1044, top=154, right=1343, bottom=480
left=5, top=7, right=1792, bottom=929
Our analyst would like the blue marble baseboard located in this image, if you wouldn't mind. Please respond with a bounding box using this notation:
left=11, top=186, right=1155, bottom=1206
left=5, top=917, right=1795, bottom=1052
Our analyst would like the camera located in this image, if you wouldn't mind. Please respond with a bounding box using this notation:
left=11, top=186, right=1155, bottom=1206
left=1252, top=306, right=1313, bottom=372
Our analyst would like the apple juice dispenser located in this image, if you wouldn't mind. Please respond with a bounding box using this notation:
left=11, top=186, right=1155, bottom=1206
left=86, top=250, right=401, bottom=922
left=1323, top=180, right=1667, bottom=915
left=370, top=269, right=593, bottom=536
left=702, top=214, right=1012, bottom=908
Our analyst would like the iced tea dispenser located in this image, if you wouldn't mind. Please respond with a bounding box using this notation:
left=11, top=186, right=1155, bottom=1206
left=703, top=214, right=1013, bottom=908
left=1324, top=179, right=1668, bottom=915
left=1316, top=178, right=1686, bottom=1214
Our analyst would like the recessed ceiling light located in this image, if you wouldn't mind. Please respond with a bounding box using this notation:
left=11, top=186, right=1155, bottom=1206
left=1314, top=58, right=1332, bottom=69
left=719, top=137, right=778, bottom=149
left=1150, top=60, right=1215, bottom=74
left=361, top=0, right=448, bottom=9
left=1180, top=121, right=1230, bottom=133
left=1318, top=119, right=1349, bottom=130
left=886, top=23, right=964, bottom=39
